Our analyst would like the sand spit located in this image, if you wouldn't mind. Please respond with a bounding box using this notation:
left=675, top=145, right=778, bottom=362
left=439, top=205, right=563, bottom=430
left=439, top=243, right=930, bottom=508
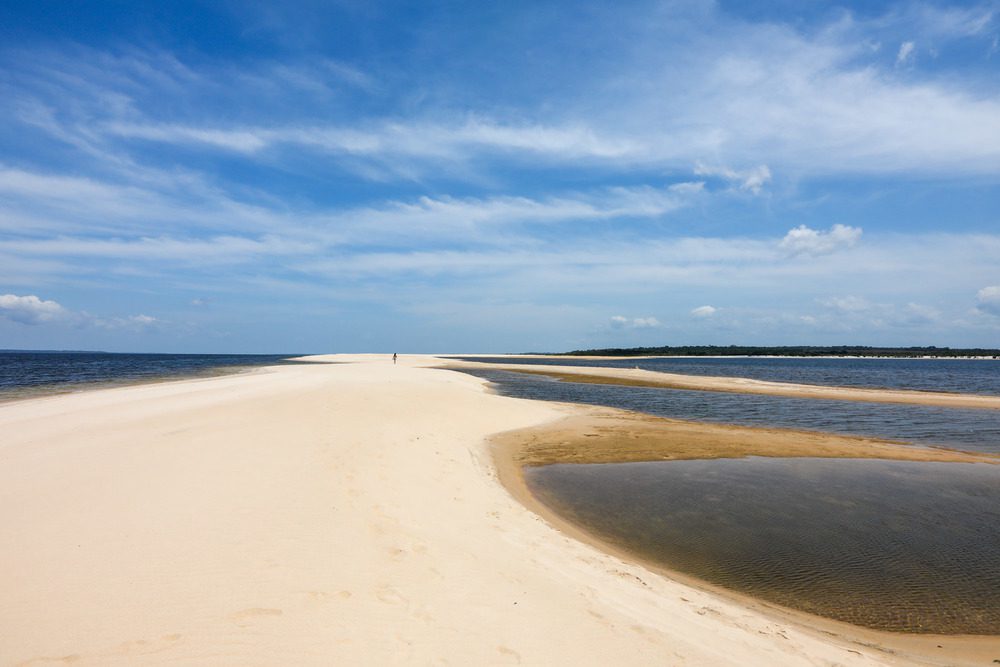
left=441, top=359, right=1000, bottom=410
left=0, top=354, right=975, bottom=666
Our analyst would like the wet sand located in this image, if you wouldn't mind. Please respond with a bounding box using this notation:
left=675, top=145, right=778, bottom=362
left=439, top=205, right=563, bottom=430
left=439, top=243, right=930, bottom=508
left=494, top=407, right=1000, bottom=467
left=490, top=407, right=1000, bottom=666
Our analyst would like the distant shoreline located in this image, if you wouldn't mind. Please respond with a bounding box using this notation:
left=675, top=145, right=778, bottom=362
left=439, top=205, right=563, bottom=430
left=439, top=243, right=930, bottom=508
left=483, top=353, right=1000, bottom=361
left=529, top=345, right=1000, bottom=359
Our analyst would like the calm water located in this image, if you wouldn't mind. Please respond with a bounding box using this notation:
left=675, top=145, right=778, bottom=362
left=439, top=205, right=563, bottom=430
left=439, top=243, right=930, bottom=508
left=525, top=458, right=1000, bottom=634
left=463, top=368, right=1000, bottom=454
left=0, top=351, right=308, bottom=401
left=451, top=356, right=1000, bottom=395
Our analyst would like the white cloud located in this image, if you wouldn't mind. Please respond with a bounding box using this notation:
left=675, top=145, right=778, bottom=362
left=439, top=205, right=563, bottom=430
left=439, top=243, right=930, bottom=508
left=693, top=163, right=772, bottom=194
left=0, top=293, right=68, bottom=325
left=610, top=315, right=661, bottom=329
left=6, top=5, right=1000, bottom=186
left=108, top=124, right=269, bottom=152
left=691, top=305, right=717, bottom=318
left=3, top=13, right=1000, bottom=349
left=977, top=286, right=1000, bottom=316
left=0, top=235, right=310, bottom=264
left=335, top=183, right=701, bottom=238
left=0, top=293, right=161, bottom=330
left=821, top=295, right=872, bottom=312
left=0, top=165, right=303, bottom=237
left=91, top=313, right=162, bottom=331
left=106, top=119, right=640, bottom=162
left=815, top=296, right=944, bottom=330
left=896, top=41, right=916, bottom=66
left=84, top=50, right=1000, bottom=180
left=898, top=6, right=994, bottom=39
left=780, top=224, right=862, bottom=256
left=0, top=165, right=706, bottom=273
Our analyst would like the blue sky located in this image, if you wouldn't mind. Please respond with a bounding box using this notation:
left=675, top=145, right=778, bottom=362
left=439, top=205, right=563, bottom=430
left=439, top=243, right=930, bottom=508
left=1, top=1, right=998, bottom=353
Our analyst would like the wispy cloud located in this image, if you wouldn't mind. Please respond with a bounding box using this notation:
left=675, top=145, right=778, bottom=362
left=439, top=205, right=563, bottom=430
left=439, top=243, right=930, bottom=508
left=691, top=305, right=717, bottom=318
left=0, top=165, right=705, bottom=279
left=896, top=41, right=916, bottom=66
left=105, top=118, right=640, bottom=162
left=6, top=9, right=1000, bottom=185
left=610, top=315, right=661, bottom=329
left=91, top=313, right=162, bottom=331
left=694, top=163, right=771, bottom=194
left=821, top=296, right=873, bottom=313
left=816, top=294, right=946, bottom=331
left=977, top=286, right=1000, bottom=317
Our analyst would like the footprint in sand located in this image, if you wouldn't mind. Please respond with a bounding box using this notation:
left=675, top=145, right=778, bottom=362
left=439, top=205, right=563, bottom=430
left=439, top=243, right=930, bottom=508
left=302, top=590, right=333, bottom=603
left=375, top=585, right=409, bottom=606
left=497, top=645, right=523, bottom=663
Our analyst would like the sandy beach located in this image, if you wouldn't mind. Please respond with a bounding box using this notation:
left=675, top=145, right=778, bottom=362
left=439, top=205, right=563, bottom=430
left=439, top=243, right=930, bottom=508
left=0, top=355, right=990, bottom=665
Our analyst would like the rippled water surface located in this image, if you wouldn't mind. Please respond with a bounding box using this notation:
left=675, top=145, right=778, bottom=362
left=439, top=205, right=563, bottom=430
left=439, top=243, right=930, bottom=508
left=0, top=351, right=308, bottom=401
left=452, top=356, right=1000, bottom=395
left=526, top=458, right=1000, bottom=634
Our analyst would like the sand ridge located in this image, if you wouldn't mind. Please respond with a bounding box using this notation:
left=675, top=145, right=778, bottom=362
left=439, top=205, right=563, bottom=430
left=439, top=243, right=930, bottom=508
left=0, top=355, right=965, bottom=666
left=493, top=406, right=1000, bottom=467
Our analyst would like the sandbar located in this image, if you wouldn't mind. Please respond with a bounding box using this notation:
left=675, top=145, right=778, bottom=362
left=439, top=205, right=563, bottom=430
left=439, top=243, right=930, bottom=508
left=494, top=406, right=1000, bottom=467
left=441, top=358, right=1000, bottom=410
left=0, top=355, right=987, bottom=665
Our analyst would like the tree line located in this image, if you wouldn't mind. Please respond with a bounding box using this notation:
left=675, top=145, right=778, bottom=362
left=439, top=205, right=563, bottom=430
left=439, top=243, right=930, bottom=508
left=555, top=345, right=1000, bottom=358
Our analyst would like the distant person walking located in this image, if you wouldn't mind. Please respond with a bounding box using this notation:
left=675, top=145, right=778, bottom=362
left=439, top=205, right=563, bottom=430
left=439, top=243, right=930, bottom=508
left=393, top=353, right=397, bottom=364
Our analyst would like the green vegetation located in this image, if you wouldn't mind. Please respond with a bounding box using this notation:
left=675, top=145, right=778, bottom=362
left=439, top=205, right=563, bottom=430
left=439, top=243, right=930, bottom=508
left=556, top=345, right=1000, bottom=358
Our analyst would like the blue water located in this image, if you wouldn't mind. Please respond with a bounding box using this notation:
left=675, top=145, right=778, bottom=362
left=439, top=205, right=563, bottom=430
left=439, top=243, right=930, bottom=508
left=460, top=369, right=1000, bottom=454
left=457, top=355, right=1000, bottom=636
left=0, top=351, right=309, bottom=401
left=450, top=356, right=1000, bottom=396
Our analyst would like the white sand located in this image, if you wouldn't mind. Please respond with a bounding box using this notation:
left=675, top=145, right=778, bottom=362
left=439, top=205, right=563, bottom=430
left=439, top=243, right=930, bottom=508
left=0, top=355, right=934, bottom=665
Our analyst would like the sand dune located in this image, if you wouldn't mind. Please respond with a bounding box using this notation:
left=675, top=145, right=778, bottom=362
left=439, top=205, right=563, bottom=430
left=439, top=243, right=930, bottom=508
left=0, top=355, right=956, bottom=665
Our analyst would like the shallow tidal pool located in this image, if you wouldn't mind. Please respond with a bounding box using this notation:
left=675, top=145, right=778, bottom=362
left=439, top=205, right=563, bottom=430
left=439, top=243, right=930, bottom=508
left=524, top=457, right=1000, bottom=634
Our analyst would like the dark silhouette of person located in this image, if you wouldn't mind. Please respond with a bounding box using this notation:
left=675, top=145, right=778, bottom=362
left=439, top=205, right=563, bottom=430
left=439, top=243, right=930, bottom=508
left=393, top=353, right=397, bottom=364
